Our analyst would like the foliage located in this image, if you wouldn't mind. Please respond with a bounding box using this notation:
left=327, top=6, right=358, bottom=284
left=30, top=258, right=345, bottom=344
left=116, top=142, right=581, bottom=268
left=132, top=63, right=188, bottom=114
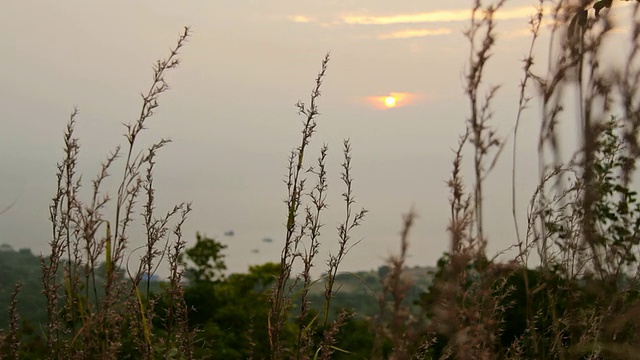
left=179, top=233, right=227, bottom=284
left=0, top=247, right=46, bottom=330
left=417, top=117, right=640, bottom=359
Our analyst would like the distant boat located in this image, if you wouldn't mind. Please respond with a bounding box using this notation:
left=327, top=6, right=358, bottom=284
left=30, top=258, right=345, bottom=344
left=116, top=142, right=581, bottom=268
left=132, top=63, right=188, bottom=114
left=251, top=249, right=259, bottom=254
left=224, top=230, right=235, bottom=237
left=262, top=237, right=273, bottom=243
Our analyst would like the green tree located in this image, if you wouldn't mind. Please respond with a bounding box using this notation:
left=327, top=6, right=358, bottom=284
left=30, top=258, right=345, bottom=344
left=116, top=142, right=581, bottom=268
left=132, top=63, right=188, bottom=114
left=179, top=233, right=227, bottom=284
left=174, top=233, right=289, bottom=358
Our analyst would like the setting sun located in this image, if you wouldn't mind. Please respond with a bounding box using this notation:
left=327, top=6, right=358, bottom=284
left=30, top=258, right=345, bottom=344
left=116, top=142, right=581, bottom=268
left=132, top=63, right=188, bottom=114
left=365, top=92, right=420, bottom=109
left=384, top=96, right=397, bottom=108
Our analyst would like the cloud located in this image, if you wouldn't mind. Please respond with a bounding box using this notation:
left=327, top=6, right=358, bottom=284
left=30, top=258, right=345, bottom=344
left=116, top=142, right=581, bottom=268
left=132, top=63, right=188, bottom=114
left=288, top=15, right=315, bottom=23
left=342, top=6, right=544, bottom=25
left=379, top=28, right=452, bottom=39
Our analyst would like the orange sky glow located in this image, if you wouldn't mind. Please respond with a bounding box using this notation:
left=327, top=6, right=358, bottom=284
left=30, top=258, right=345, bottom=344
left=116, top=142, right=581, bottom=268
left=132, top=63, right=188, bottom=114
left=366, top=92, right=420, bottom=110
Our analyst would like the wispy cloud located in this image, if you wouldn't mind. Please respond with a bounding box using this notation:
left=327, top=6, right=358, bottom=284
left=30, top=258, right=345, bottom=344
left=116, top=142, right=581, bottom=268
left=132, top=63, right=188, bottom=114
left=342, top=6, right=542, bottom=25
left=378, top=28, right=452, bottom=39
left=288, top=15, right=315, bottom=23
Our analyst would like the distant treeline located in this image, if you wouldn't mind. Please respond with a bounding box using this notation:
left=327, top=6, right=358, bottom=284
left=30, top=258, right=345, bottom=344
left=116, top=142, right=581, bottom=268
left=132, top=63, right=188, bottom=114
left=0, top=242, right=434, bottom=335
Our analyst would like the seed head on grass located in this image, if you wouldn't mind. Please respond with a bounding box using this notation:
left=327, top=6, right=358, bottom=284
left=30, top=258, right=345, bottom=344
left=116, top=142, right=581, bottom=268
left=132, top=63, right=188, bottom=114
left=269, top=53, right=330, bottom=358
left=41, top=26, right=192, bottom=359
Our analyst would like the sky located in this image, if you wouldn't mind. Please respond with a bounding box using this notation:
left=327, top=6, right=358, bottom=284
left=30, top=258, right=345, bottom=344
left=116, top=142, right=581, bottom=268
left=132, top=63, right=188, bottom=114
left=0, top=1, right=636, bottom=276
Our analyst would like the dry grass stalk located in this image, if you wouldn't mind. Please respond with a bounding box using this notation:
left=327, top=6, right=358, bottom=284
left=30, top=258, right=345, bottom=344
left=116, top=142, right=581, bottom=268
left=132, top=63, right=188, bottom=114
left=269, top=53, right=331, bottom=358
left=0, top=282, right=23, bottom=359
left=372, top=210, right=428, bottom=360
left=268, top=54, right=367, bottom=359
left=39, top=27, right=193, bottom=359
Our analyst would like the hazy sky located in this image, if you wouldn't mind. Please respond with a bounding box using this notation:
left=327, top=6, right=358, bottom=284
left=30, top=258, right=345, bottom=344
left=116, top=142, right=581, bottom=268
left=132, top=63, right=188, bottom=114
left=0, top=1, right=634, bottom=275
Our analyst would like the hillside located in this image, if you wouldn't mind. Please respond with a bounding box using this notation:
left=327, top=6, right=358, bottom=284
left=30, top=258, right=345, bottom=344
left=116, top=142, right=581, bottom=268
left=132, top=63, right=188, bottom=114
left=0, top=243, right=435, bottom=329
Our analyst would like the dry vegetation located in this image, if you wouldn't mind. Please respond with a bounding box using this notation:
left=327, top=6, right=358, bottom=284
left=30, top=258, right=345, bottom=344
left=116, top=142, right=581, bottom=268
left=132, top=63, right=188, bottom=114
left=3, top=0, right=640, bottom=359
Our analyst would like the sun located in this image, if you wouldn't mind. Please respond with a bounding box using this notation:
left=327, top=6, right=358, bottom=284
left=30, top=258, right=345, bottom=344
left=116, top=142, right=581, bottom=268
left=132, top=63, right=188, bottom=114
left=365, top=92, right=417, bottom=109
left=384, top=96, right=397, bottom=108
